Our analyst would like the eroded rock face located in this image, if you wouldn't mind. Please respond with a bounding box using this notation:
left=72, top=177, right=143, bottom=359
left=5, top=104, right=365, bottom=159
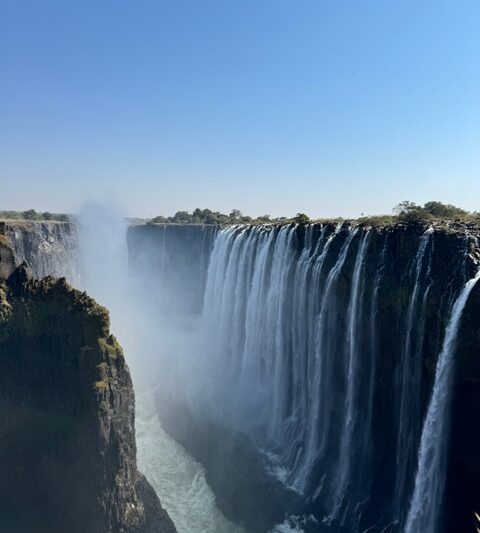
left=0, top=235, right=16, bottom=280
left=0, top=221, right=80, bottom=285
left=0, top=265, right=176, bottom=533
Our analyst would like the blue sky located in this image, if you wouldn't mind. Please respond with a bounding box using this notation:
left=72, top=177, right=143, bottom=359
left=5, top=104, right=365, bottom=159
left=1, top=0, right=479, bottom=218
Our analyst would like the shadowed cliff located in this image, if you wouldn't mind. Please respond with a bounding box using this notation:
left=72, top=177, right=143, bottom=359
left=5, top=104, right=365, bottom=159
left=0, top=255, right=176, bottom=533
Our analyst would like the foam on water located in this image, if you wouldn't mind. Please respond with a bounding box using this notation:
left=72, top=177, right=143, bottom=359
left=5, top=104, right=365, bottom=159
left=136, top=391, right=246, bottom=533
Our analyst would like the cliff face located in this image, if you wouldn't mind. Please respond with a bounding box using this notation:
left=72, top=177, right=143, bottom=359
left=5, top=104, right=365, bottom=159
left=0, top=264, right=176, bottom=533
left=128, top=221, right=480, bottom=533
left=127, top=224, right=217, bottom=313
left=0, top=221, right=80, bottom=285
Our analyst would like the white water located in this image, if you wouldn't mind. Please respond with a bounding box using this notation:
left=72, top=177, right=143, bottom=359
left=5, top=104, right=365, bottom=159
left=395, top=228, right=434, bottom=515
left=303, top=228, right=358, bottom=490
left=405, top=268, right=480, bottom=533
left=136, top=391, right=246, bottom=533
left=329, top=230, right=370, bottom=520
left=76, top=204, right=245, bottom=533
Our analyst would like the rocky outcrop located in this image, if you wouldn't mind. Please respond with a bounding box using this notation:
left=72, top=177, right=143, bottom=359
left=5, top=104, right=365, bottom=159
left=0, top=220, right=79, bottom=285
left=0, top=261, right=176, bottom=533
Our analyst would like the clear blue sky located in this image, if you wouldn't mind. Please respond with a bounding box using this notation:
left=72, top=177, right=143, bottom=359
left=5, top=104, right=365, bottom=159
left=1, top=0, right=479, bottom=218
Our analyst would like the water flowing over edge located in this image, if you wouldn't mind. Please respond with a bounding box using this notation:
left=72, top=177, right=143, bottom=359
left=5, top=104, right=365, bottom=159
left=404, top=268, right=480, bottom=533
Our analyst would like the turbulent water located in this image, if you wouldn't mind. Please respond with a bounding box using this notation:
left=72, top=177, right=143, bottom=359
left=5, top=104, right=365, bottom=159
left=136, top=391, right=246, bottom=533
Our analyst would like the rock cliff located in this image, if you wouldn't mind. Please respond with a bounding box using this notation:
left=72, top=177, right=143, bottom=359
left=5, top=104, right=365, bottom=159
left=129, top=221, right=480, bottom=533
left=0, top=256, right=176, bottom=533
left=0, top=220, right=79, bottom=285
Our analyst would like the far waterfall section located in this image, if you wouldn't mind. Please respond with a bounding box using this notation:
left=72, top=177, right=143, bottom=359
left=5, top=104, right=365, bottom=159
left=127, top=221, right=480, bottom=533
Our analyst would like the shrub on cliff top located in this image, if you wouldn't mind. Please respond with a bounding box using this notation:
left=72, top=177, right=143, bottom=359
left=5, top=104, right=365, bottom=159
left=393, top=200, right=470, bottom=224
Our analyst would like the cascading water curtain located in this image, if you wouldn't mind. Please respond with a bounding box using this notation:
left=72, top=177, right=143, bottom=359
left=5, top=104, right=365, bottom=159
left=199, top=223, right=474, bottom=532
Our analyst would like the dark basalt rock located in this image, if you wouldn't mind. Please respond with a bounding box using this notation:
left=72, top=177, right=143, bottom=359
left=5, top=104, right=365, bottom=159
left=0, top=262, right=176, bottom=533
left=156, top=391, right=304, bottom=533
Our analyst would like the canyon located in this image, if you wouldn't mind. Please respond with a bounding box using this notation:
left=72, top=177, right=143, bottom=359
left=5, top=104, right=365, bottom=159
left=1, top=218, right=479, bottom=533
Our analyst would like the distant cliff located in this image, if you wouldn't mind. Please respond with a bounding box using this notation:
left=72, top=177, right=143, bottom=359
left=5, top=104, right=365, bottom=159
left=127, top=224, right=217, bottom=313
left=0, top=220, right=79, bottom=285
left=0, top=253, right=176, bottom=533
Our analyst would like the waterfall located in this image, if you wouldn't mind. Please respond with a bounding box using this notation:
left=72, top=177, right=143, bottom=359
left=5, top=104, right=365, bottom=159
left=300, top=228, right=358, bottom=492
left=394, top=228, right=434, bottom=518
left=125, top=221, right=478, bottom=532
left=404, top=268, right=480, bottom=533
left=329, top=230, right=370, bottom=522
left=200, top=224, right=372, bottom=499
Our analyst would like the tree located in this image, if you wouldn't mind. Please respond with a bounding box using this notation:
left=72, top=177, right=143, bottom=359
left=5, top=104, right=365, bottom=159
left=151, top=215, right=167, bottom=224
left=22, top=209, right=37, bottom=220
left=229, top=209, right=242, bottom=221
left=256, top=214, right=271, bottom=222
left=171, top=210, right=192, bottom=223
left=423, top=201, right=467, bottom=218
left=393, top=201, right=432, bottom=225
left=42, top=212, right=53, bottom=220
left=393, top=201, right=419, bottom=215
left=294, top=213, right=310, bottom=224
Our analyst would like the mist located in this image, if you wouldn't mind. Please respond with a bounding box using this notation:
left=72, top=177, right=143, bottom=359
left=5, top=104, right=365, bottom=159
left=76, top=201, right=246, bottom=533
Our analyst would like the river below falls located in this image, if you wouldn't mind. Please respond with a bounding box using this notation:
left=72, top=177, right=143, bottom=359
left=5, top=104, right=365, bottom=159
left=136, top=391, right=247, bottom=533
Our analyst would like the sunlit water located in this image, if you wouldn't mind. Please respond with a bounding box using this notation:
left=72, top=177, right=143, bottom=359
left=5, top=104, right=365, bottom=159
left=136, top=390, right=247, bottom=533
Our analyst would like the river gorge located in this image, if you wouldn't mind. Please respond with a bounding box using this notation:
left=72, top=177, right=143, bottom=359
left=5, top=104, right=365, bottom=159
left=1, top=217, right=479, bottom=533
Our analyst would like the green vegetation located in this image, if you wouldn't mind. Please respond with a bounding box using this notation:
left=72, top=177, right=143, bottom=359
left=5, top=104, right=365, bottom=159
left=0, top=209, right=70, bottom=222
left=294, top=213, right=310, bottom=224
left=148, top=208, right=315, bottom=226
left=150, top=208, right=253, bottom=225
left=393, top=200, right=478, bottom=225
left=147, top=201, right=478, bottom=227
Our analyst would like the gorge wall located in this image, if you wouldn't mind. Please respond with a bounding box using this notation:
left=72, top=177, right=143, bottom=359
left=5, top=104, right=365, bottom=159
left=0, top=233, right=176, bottom=533
left=128, top=222, right=480, bottom=533
left=127, top=224, right=217, bottom=314
left=0, top=220, right=80, bottom=285
left=2, top=218, right=478, bottom=532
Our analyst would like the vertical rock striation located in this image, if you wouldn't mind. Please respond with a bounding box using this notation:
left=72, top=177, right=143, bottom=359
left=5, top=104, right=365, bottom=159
left=0, top=256, right=176, bottom=533
left=0, top=221, right=80, bottom=285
